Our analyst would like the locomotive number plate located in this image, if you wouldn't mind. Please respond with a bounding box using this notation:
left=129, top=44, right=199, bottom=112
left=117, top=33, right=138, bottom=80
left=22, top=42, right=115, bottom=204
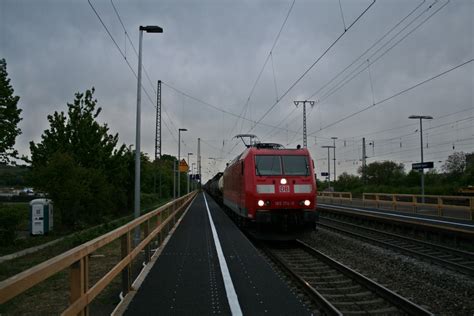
left=279, top=185, right=290, bottom=193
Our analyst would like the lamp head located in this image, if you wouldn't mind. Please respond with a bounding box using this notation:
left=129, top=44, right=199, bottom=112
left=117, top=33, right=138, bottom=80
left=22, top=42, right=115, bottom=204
left=140, top=25, right=163, bottom=33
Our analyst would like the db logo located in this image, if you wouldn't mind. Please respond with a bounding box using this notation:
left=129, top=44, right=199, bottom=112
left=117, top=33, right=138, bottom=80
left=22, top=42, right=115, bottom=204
left=279, top=185, right=290, bottom=193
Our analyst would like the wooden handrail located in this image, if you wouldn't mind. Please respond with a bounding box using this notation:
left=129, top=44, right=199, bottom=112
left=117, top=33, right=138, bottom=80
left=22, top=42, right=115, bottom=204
left=0, top=191, right=197, bottom=314
left=317, top=192, right=352, bottom=199
left=360, top=193, right=473, bottom=220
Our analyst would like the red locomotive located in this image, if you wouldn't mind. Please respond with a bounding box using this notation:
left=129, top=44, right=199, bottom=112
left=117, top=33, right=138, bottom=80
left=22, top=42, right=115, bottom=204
left=214, top=135, right=318, bottom=235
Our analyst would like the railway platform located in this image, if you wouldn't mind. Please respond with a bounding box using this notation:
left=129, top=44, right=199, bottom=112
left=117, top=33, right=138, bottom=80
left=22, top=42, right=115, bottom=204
left=118, top=192, right=311, bottom=315
left=318, top=202, right=474, bottom=238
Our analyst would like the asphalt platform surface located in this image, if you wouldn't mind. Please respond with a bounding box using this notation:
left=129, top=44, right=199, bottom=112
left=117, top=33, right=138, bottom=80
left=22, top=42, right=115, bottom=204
left=124, top=192, right=311, bottom=315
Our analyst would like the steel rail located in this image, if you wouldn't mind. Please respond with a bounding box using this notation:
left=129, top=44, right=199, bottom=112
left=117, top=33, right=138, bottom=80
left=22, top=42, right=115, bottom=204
left=259, top=242, right=342, bottom=316
left=296, top=240, right=433, bottom=316
left=319, top=217, right=474, bottom=277
left=259, top=240, right=432, bottom=315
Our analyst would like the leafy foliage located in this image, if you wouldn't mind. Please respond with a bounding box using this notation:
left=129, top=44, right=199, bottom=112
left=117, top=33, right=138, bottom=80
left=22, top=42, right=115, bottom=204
left=358, top=161, right=405, bottom=186
left=0, top=205, right=22, bottom=246
left=0, top=59, right=22, bottom=164
left=29, top=89, right=133, bottom=228
left=331, top=154, right=474, bottom=196
left=442, top=151, right=466, bottom=175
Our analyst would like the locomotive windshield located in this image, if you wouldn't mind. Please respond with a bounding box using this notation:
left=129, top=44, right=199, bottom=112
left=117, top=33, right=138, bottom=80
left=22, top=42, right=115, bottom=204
left=255, top=155, right=282, bottom=175
left=282, top=156, right=309, bottom=175
left=255, top=155, right=309, bottom=176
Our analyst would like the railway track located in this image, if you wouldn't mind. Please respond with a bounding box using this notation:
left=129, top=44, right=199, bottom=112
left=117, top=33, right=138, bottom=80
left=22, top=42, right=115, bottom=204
left=319, top=217, right=474, bottom=277
left=261, top=240, right=431, bottom=315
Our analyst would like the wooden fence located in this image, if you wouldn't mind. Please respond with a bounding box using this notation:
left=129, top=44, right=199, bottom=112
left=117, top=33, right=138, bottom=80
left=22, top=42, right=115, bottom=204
left=0, top=191, right=197, bottom=315
left=317, top=191, right=353, bottom=204
left=362, top=193, right=474, bottom=220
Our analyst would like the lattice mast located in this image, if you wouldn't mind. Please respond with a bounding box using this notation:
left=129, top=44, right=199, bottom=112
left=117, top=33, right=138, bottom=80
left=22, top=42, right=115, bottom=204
left=155, top=80, right=162, bottom=160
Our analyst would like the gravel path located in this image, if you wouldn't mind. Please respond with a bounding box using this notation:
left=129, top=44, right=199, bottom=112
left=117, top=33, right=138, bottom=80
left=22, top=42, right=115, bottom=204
left=301, top=228, right=474, bottom=315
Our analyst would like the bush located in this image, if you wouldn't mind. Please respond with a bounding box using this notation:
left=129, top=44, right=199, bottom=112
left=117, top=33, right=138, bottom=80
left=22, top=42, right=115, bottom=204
left=0, top=206, right=22, bottom=246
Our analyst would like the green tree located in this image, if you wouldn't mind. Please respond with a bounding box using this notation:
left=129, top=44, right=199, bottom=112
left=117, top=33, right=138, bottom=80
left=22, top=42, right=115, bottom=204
left=461, top=152, right=474, bottom=186
left=0, top=59, right=22, bottom=164
left=29, top=88, right=131, bottom=228
left=358, top=161, right=405, bottom=186
left=442, top=152, right=466, bottom=176
left=335, top=172, right=362, bottom=192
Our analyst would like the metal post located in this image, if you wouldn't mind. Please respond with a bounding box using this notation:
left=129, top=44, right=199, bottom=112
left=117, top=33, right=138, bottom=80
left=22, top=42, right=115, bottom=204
left=155, top=80, right=162, bottom=160
left=362, top=137, right=366, bottom=167
left=134, top=25, right=162, bottom=246
left=178, top=132, right=181, bottom=198
left=294, top=100, right=315, bottom=148
left=198, top=138, right=201, bottom=188
left=327, top=147, right=331, bottom=189
left=177, top=128, right=187, bottom=198
left=134, top=29, right=143, bottom=245
left=331, top=137, right=337, bottom=181
left=173, top=160, right=176, bottom=199
left=187, top=153, right=192, bottom=194
left=420, top=118, right=425, bottom=203
left=409, top=115, right=433, bottom=204
left=322, top=145, right=335, bottom=191
left=192, top=162, right=196, bottom=191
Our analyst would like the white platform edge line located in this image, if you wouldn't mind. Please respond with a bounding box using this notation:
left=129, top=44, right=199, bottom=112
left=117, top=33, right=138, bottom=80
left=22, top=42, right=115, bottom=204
left=204, top=193, right=243, bottom=316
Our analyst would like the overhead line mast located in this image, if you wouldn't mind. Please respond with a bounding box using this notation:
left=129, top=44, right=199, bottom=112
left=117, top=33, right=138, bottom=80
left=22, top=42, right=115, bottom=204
left=155, top=80, right=162, bottom=160
left=293, top=100, right=315, bottom=148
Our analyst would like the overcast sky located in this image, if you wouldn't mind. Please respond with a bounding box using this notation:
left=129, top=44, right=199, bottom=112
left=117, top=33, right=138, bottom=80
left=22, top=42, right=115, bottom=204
left=1, top=0, right=472, bottom=182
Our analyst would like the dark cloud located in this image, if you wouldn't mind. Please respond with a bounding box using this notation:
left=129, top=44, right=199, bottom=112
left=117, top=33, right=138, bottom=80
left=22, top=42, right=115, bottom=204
left=1, top=0, right=472, bottom=181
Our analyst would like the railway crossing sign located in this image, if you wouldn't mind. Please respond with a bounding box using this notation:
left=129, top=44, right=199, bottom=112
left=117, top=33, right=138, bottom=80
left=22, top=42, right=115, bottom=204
left=412, top=161, right=434, bottom=170
left=179, top=159, right=189, bottom=172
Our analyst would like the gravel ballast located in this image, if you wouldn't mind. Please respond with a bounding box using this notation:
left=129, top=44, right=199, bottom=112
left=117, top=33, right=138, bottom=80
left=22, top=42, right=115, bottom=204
left=301, top=228, right=474, bottom=315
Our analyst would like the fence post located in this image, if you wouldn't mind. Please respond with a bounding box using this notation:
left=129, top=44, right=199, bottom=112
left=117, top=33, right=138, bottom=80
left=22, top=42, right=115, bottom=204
left=70, top=256, right=89, bottom=316
left=144, top=220, right=151, bottom=263
left=437, top=197, right=443, bottom=217
left=412, top=195, right=417, bottom=213
left=158, top=212, right=163, bottom=245
left=375, top=194, right=380, bottom=209
left=121, top=231, right=132, bottom=296
left=470, top=198, right=474, bottom=221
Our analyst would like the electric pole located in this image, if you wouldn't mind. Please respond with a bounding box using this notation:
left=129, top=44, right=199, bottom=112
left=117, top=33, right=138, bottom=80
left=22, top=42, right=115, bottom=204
left=331, top=137, right=337, bottom=182
left=294, top=100, right=315, bottom=148
left=155, top=80, right=162, bottom=160
left=409, top=115, right=433, bottom=203
left=198, top=138, right=201, bottom=189
left=322, top=145, right=335, bottom=190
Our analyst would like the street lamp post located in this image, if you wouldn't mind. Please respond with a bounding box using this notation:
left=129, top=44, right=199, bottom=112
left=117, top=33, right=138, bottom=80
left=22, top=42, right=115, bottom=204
left=187, top=152, right=193, bottom=193
left=409, top=115, right=433, bottom=203
left=134, top=25, right=162, bottom=245
left=192, top=162, right=196, bottom=191
left=178, top=128, right=187, bottom=198
left=322, top=145, right=335, bottom=190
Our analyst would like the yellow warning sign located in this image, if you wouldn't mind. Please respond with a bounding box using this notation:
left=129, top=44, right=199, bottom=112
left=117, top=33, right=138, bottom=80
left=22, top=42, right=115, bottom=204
left=179, top=159, right=189, bottom=172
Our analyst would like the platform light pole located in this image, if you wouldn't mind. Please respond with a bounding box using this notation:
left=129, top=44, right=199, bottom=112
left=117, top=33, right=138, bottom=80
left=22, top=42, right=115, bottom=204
left=409, top=115, right=433, bottom=203
left=293, top=100, right=315, bottom=148
left=322, top=145, right=335, bottom=190
left=187, top=152, right=193, bottom=193
left=192, top=162, right=196, bottom=191
left=178, top=128, right=187, bottom=198
left=134, top=25, right=162, bottom=245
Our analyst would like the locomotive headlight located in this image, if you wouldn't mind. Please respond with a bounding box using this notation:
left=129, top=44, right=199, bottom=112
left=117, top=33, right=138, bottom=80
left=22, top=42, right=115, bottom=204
left=258, top=200, right=265, bottom=207
left=280, top=178, right=287, bottom=185
left=304, top=200, right=311, bottom=206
